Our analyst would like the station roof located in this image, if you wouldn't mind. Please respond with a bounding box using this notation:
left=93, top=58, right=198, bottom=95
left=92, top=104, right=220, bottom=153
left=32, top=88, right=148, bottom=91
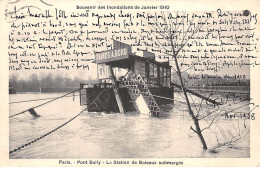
left=98, top=54, right=171, bottom=69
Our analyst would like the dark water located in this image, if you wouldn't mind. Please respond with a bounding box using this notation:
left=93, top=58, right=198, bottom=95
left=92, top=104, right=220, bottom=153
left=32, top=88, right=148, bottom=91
left=9, top=92, right=250, bottom=158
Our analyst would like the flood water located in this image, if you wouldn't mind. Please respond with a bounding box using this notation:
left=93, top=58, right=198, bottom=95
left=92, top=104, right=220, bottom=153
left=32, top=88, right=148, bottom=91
left=9, top=92, right=250, bottom=158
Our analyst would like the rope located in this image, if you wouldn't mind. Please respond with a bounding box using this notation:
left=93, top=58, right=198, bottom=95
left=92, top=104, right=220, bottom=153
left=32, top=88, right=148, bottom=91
left=9, top=88, right=107, bottom=155
left=152, top=94, right=187, bottom=104
left=9, top=88, right=81, bottom=118
left=9, top=94, right=81, bottom=104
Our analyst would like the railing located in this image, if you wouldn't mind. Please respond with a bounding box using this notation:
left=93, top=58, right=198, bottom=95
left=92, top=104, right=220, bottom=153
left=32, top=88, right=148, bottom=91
left=179, top=86, right=250, bottom=93
left=120, top=73, right=161, bottom=116
left=81, top=83, right=113, bottom=88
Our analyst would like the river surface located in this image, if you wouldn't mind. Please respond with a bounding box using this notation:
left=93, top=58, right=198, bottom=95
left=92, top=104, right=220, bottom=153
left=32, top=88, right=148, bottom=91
left=9, top=92, right=250, bottom=158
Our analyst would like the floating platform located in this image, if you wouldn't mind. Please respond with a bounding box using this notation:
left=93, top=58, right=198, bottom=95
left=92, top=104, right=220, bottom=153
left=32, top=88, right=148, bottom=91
left=80, top=83, right=174, bottom=114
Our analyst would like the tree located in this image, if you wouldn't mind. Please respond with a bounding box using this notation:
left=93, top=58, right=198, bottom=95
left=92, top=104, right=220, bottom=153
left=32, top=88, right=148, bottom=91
left=145, top=11, right=251, bottom=151
left=28, top=74, right=40, bottom=92
left=42, top=73, right=54, bottom=88
left=53, top=74, right=64, bottom=88
left=9, top=74, right=18, bottom=87
left=148, top=11, right=210, bottom=149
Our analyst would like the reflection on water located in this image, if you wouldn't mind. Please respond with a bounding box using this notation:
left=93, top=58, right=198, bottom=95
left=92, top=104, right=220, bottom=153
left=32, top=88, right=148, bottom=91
left=9, top=92, right=250, bottom=158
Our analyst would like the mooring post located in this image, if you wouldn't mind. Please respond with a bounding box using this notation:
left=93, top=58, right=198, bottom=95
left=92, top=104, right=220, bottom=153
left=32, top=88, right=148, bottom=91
left=28, top=108, right=40, bottom=117
left=108, top=65, right=125, bottom=113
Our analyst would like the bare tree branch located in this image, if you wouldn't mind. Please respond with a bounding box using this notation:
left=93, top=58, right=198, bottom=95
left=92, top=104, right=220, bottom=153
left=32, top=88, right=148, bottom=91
left=190, top=126, right=198, bottom=133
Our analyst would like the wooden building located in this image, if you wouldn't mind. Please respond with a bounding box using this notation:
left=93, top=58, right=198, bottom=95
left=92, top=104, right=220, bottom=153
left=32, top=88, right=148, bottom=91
left=80, top=41, right=174, bottom=116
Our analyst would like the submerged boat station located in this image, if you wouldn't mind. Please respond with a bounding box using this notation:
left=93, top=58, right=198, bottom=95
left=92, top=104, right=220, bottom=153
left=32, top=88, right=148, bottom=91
left=79, top=40, right=174, bottom=116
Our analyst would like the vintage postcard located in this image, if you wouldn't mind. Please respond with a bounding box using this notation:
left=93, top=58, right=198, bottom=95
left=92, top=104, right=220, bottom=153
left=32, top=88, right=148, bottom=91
left=0, top=0, right=260, bottom=167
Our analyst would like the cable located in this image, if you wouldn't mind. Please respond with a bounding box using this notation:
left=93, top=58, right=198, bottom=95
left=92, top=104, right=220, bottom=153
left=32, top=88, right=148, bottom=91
left=9, top=108, right=86, bottom=154
left=152, top=94, right=187, bottom=104
left=9, top=94, right=80, bottom=104
left=9, top=88, right=81, bottom=118
left=9, top=88, right=107, bottom=154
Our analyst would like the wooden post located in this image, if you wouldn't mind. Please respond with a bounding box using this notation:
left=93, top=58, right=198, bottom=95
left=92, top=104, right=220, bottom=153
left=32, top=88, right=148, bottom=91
left=28, top=108, right=40, bottom=117
left=108, top=65, right=125, bottom=113
left=97, top=64, right=99, bottom=80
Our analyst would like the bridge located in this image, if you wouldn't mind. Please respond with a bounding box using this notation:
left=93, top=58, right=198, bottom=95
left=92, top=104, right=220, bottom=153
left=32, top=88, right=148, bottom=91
left=174, top=85, right=250, bottom=95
